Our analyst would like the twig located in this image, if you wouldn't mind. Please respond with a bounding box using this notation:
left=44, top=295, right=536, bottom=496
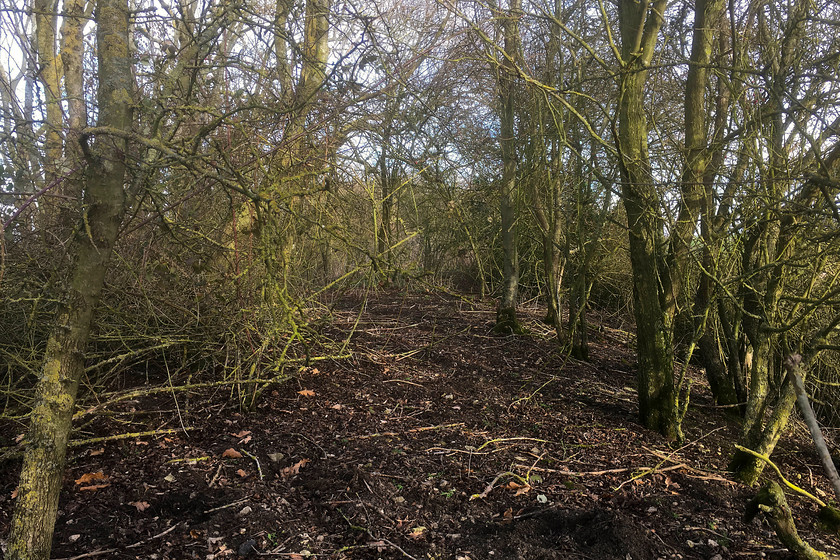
left=125, top=522, right=181, bottom=548
left=337, top=508, right=419, bottom=560
left=208, top=463, right=223, bottom=488
left=53, top=549, right=119, bottom=560
left=353, top=422, right=465, bottom=440
left=383, top=379, right=425, bottom=387
left=202, top=497, right=251, bottom=515
left=290, top=432, right=327, bottom=459
left=470, top=471, right=530, bottom=500
left=474, top=436, right=550, bottom=452
left=1, top=428, right=195, bottom=462
left=69, top=428, right=194, bottom=447
left=241, top=449, right=264, bottom=481
left=615, top=458, right=682, bottom=491
left=73, top=378, right=294, bottom=420
left=512, top=463, right=685, bottom=477
left=166, top=456, right=212, bottom=464
left=426, top=446, right=492, bottom=455
left=642, top=446, right=738, bottom=484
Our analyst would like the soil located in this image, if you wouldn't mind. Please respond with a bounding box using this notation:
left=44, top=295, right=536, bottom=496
left=1, top=290, right=839, bottom=559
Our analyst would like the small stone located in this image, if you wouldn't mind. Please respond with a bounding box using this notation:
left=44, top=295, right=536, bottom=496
left=394, top=496, right=405, bottom=503
left=237, top=539, right=257, bottom=557
left=164, top=474, right=176, bottom=483
left=268, top=452, right=285, bottom=463
left=238, top=506, right=252, bottom=516
left=68, top=534, right=81, bottom=543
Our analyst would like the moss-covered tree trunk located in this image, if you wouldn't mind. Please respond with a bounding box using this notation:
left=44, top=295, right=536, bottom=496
left=494, top=0, right=522, bottom=334
left=7, top=1, right=133, bottom=557
left=728, top=0, right=814, bottom=488
left=616, top=0, right=680, bottom=440
left=745, top=481, right=829, bottom=560
left=664, top=0, right=725, bottom=326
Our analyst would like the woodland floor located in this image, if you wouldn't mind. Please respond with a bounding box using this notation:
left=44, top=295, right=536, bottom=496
left=2, top=290, right=840, bottom=560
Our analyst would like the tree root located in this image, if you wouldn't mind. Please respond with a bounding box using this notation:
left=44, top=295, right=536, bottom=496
left=745, top=481, right=834, bottom=560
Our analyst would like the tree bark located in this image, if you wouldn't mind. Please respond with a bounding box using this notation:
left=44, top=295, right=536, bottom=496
left=745, top=481, right=829, bottom=560
left=785, top=355, right=840, bottom=502
left=616, top=0, right=681, bottom=440
left=494, top=0, right=522, bottom=334
left=664, top=0, right=726, bottom=323
left=7, top=0, right=133, bottom=557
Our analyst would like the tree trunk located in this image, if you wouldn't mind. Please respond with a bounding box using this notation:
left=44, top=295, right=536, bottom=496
left=494, top=0, right=522, bottom=334
left=664, top=0, right=726, bottom=325
left=616, top=0, right=680, bottom=440
left=745, top=481, right=829, bottom=560
left=7, top=0, right=133, bottom=557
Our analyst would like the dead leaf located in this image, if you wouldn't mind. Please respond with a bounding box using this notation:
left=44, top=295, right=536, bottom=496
left=128, top=501, right=150, bottom=512
left=407, top=526, right=427, bottom=540
left=505, top=481, right=531, bottom=495
left=90, top=448, right=105, bottom=456
left=515, top=485, right=532, bottom=496
left=14, top=433, right=25, bottom=444
left=239, top=435, right=252, bottom=444
left=11, top=487, right=18, bottom=499
left=135, top=440, right=148, bottom=446
left=222, top=448, right=243, bottom=459
left=297, top=389, right=316, bottom=397
left=289, top=555, right=304, bottom=560
left=281, top=458, right=310, bottom=478
left=231, top=430, right=251, bottom=438
left=79, top=484, right=110, bottom=491
left=331, top=404, right=343, bottom=410
left=75, top=472, right=108, bottom=485
left=236, top=469, right=248, bottom=478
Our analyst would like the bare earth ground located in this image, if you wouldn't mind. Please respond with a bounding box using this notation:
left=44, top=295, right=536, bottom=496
left=1, top=290, right=839, bottom=559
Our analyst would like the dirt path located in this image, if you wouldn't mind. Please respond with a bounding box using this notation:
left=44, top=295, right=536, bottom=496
left=1, top=290, right=837, bottom=559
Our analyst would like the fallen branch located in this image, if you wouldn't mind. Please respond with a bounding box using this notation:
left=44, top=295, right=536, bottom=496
left=352, top=422, right=465, bottom=439
left=643, top=446, right=738, bottom=485
left=615, top=457, right=686, bottom=491
left=73, top=377, right=295, bottom=420
left=734, top=445, right=826, bottom=508
left=0, top=428, right=195, bottom=463
left=784, top=354, right=840, bottom=502
left=512, top=463, right=685, bottom=477
left=475, top=436, right=550, bottom=452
